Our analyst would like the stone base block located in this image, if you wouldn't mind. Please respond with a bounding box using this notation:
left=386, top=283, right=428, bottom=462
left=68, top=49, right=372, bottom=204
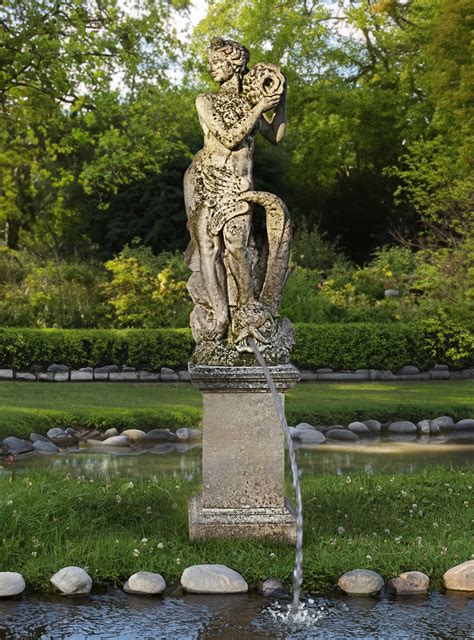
left=189, top=494, right=296, bottom=543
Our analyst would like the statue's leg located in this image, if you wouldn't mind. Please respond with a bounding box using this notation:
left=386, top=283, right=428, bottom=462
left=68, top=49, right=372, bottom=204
left=192, top=214, right=229, bottom=337
left=223, top=213, right=254, bottom=307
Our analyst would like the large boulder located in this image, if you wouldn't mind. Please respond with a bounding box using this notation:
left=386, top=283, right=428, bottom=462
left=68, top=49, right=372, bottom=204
left=326, top=429, right=358, bottom=442
left=100, top=435, right=130, bottom=447
left=33, top=440, right=60, bottom=454
left=298, top=430, right=326, bottom=444
left=123, top=572, right=166, bottom=595
left=362, top=420, right=382, bottom=435
left=50, top=566, right=92, bottom=595
left=348, top=422, right=371, bottom=436
left=432, top=416, right=455, bottom=430
left=142, top=429, right=178, bottom=442
left=176, top=428, right=202, bottom=441
left=30, top=433, right=50, bottom=443
left=104, top=428, right=118, bottom=438
left=416, top=420, right=431, bottom=435
left=181, top=564, right=248, bottom=594
left=455, top=419, right=474, bottom=431
left=443, top=561, right=474, bottom=592
left=0, top=572, right=26, bottom=597
left=388, top=421, right=417, bottom=434
left=259, top=577, right=289, bottom=598
left=387, top=571, right=429, bottom=595
left=2, top=437, right=34, bottom=455
left=121, top=429, right=146, bottom=442
left=47, top=428, right=66, bottom=440
left=338, top=569, right=384, bottom=596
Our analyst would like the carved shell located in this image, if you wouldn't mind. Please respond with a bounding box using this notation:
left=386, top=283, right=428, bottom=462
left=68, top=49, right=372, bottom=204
left=242, top=63, right=285, bottom=107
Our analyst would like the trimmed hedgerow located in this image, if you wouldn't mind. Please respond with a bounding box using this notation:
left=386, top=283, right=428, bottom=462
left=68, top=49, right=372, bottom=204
left=0, top=321, right=472, bottom=372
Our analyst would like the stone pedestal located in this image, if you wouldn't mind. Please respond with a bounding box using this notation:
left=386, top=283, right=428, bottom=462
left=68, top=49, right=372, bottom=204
left=188, top=364, right=299, bottom=542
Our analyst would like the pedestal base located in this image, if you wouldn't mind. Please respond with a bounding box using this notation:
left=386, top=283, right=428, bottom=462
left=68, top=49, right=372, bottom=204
left=189, top=494, right=296, bottom=542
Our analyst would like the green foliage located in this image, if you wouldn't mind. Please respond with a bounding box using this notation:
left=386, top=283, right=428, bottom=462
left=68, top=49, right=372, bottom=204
left=104, top=245, right=192, bottom=328
left=0, top=322, right=472, bottom=374
left=0, top=468, right=472, bottom=591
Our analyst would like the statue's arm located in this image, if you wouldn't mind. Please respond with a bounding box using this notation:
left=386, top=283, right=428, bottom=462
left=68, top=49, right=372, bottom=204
left=260, top=91, right=286, bottom=145
left=196, top=94, right=277, bottom=150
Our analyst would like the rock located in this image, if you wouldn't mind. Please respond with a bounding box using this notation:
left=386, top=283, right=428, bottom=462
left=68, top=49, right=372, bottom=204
left=433, top=364, right=449, bottom=371
left=384, top=288, right=400, bottom=298
left=326, top=429, right=358, bottom=441
left=47, top=428, right=66, bottom=439
left=0, top=369, right=13, bottom=380
left=416, top=420, right=431, bottom=435
left=429, top=421, right=441, bottom=435
left=455, top=419, right=474, bottom=431
left=348, top=422, right=371, bottom=436
left=338, top=569, right=384, bottom=596
left=30, top=433, right=50, bottom=443
left=65, top=427, right=76, bottom=436
left=432, top=416, right=455, bottom=430
left=2, top=437, right=34, bottom=454
left=181, top=564, right=248, bottom=594
left=47, top=364, right=69, bottom=373
left=123, top=572, right=166, bottom=595
left=443, top=561, right=474, bottom=592
left=386, top=571, right=429, bottom=595
left=50, top=566, right=92, bottom=595
left=100, top=435, right=130, bottom=447
left=430, top=370, right=450, bottom=380
left=397, top=366, right=420, bottom=375
left=79, top=367, right=94, bottom=373
left=142, top=429, right=178, bottom=442
left=109, top=372, right=138, bottom=381
left=176, top=428, right=202, bottom=441
left=178, top=370, right=191, bottom=382
left=71, top=371, right=93, bottom=381
left=50, top=435, right=78, bottom=448
left=33, top=440, right=60, bottom=454
left=379, top=370, right=396, bottom=381
left=388, top=421, right=417, bottom=434
left=95, top=365, right=119, bottom=374
left=104, top=428, right=118, bottom=438
left=288, top=427, right=301, bottom=440
left=0, top=572, right=26, bottom=597
left=16, top=373, right=36, bottom=381
left=121, top=429, right=146, bottom=442
left=122, top=366, right=136, bottom=372
left=259, top=577, right=289, bottom=598
left=362, top=420, right=382, bottom=435
left=295, top=422, right=316, bottom=433
left=317, top=368, right=333, bottom=374
left=298, top=430, right=326, bottom=444
left=160, top=367, right=179, bottom=382
left=138, top=372, right=160, bottom=382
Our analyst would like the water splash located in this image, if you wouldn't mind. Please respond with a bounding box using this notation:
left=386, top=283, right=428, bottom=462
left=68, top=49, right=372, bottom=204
left=249, top=338, right=303, bottom=615
left=265, top=597, right=349, bottom=628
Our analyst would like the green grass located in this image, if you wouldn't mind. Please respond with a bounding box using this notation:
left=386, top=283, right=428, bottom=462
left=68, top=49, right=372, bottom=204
left=0, top=467, right=472, bottom=592
left=1, top=380, right=473, bottom=440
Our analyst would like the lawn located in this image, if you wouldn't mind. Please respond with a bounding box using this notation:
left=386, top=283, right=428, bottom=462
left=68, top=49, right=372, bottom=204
left=1, top=380, right=473, bottom=440
left=0, top=467, right=472, bottom=592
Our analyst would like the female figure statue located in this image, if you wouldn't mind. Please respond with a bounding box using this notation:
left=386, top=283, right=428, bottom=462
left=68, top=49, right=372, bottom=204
left=184, top=38, right=294, bottom=365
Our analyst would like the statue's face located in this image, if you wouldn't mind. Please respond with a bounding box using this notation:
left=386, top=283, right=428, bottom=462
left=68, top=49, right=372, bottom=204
left=208, top=50, right=234, bottom=83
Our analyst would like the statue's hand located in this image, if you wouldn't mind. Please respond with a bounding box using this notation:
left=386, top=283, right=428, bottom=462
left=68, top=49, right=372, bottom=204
left=257, top=94, right=281, bottom=114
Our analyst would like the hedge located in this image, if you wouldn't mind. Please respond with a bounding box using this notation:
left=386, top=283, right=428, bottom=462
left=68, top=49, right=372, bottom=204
left=0, top=321, right=472, bottom=372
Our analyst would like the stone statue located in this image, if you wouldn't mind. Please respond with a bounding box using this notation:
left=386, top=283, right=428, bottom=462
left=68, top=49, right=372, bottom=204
left=184, top=37, right=294, bottom=366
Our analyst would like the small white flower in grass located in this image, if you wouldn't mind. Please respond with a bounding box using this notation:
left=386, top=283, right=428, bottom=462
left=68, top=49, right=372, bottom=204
left=395, top=536, right=402, bottom=544
left=115, top=495, right=122, bottom=503
left=269, top=552, right=276, bottom=558
left=433, top=522, right=439, bottom=528
left=441, top=547, right=448, bottom=555
left=115, top=540, right=119, bottom=544
left=330, top=538, right=337, bottom=546
left=157, top=542, right=164, bottom=549
left=146, top=506, right=152, bottom=514
left=337, top=526, right=345, bottom=535
left=127, top=482, right=134, bottom=489
left=366, top=555, right=372, bottom=561
left=345, top=477, right=351, bottom=484
left=412, top=503, right=417, bottom=510
left=384, top=528, right=390, bottom=534
left=141, top=538, right=148, bottom=544
left=468, top=486, right=472, bottom=490
left=176, top=558, right=181, bottom=565
left=132, top=548, right=140, bottom=557
left=400, top=490, right=407, bottom=497
left=31, top=551, right=37, bottom=557
left=464, top=501, right=469, bottom=507
left=416, top=536, right=422, bottom=546
left=6, top=500, right=13, bottom=506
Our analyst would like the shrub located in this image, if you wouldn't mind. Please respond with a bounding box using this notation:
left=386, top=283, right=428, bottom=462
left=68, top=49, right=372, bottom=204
left=0, top=323, right=472, bottom=372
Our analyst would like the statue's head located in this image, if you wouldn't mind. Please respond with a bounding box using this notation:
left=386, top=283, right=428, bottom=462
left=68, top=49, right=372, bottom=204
left=207, top=37, right=249, bottom=83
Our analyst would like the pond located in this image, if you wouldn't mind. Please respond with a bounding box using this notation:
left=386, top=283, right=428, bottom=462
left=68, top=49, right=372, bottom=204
left=0, top=589, right=472, bottom=639
left=1, top=437, right=473, bottom=480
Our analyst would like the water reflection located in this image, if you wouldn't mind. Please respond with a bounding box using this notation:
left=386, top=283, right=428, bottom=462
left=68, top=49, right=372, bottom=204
left=1, top=439, right=473, bottom=481
left=0, top=590, right=472, bottom=640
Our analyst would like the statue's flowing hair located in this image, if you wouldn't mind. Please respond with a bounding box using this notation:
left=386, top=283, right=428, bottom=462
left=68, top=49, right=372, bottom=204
left=208, top=37, right=250, bottom=76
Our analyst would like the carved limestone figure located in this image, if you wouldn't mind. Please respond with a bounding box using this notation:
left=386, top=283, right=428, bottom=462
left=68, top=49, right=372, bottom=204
left=184, top=38, right=294, bottom=365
